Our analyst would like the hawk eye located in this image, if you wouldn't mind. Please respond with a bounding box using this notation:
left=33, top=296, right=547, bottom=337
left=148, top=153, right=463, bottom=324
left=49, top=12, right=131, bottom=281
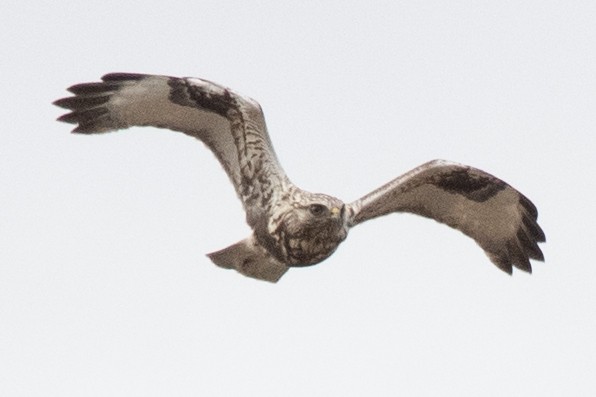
left=309, top=204, right=327, bottom=216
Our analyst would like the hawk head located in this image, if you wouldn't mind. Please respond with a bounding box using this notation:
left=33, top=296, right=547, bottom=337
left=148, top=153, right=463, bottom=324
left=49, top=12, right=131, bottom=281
left=266, top=193, right=348, bottom=267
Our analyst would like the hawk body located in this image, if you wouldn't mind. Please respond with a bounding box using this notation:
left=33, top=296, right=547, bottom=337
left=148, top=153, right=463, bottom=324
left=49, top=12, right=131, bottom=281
left=55, top=73, right=545, bottom=282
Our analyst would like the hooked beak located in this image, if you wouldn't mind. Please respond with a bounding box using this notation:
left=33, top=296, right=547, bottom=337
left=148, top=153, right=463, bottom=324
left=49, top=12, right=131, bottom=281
left=331, top=205, right=345, bottom=220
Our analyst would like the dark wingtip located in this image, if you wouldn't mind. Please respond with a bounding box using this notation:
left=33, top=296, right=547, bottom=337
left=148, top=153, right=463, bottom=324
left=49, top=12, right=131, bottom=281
left=505, top=240, right=533, bottom=273
left=53, top=98, right=67, bottom=109
left=67, top=81, right=122, bottom=95
left=55, top=76, right=127, bottom=134
left=515, top=258, right=533, bottom=273
left=72, top=125, right=100, bottom=134
left=489, top=253, right=514, bottom=275
left=53, top=95, right=110, bottom=110
left=56, top=112, right=79, bottom=124
left=55, top=107, right=110, bottom=134
left=102, top=72, right=147, bottom=82
left=519, top=194, right=546, bottom=243
left=516, top=228, right=545, bottom=262
left=519, top=194, right=539, bottom=218
left=529, top=245, right=545, bottom=262
left=522, top=216, right=546, bottom=243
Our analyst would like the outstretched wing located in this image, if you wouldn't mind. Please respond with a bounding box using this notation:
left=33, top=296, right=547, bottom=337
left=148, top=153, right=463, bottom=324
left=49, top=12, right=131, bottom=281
left=54, top=73, right=289, bottom=224
left=347, top=159, right=545, bottom=274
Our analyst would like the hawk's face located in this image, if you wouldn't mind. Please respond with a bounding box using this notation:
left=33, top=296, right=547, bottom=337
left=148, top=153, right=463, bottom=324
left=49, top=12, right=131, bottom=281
left=270, top=194, right=348, bottom=267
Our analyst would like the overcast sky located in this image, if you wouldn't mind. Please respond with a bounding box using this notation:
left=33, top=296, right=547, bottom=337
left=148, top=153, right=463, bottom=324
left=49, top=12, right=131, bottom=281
left=2, top=1, right=595, bottom=395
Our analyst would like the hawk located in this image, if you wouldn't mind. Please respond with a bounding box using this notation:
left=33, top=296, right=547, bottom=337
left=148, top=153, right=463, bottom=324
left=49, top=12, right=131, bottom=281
left=54, top=73, right=545, bottom=282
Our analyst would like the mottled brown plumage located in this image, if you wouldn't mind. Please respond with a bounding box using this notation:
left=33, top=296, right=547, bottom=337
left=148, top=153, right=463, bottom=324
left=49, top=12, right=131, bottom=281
left=55, top=73, right=545, bottom=282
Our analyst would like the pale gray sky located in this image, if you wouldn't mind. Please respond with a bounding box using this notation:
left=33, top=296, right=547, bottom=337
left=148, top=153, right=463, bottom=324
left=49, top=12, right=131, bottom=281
left=2, top=1, right=595, bottom=395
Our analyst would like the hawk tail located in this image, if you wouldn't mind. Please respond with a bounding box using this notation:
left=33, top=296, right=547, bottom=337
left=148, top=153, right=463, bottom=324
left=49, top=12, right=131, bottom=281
left=207, top=236, right=289, bottom=283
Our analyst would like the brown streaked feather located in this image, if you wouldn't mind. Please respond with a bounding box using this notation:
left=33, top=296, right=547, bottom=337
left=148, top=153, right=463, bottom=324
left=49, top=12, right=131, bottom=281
left=54, top=73, right=290, bottom=223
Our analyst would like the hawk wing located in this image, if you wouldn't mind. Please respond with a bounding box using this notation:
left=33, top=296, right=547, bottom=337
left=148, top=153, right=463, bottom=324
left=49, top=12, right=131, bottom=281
left=347, top=160, right=545, bottom=273
left=54, top=73, right=288, bottom=225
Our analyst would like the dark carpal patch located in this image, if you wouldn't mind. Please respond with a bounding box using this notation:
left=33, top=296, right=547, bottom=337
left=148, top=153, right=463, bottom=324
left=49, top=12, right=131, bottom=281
left=168, top=77, right=235, bottom=117
left=433, top=168, right=506, bottom=202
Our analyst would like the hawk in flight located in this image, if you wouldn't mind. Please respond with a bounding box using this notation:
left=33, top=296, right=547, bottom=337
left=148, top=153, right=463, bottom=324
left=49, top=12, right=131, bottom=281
left=55, top=73, right=545, bottom=282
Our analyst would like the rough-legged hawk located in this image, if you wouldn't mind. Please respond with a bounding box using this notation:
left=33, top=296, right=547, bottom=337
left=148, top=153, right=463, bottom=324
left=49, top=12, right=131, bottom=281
left=55, top=73, right=545, bottom=282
